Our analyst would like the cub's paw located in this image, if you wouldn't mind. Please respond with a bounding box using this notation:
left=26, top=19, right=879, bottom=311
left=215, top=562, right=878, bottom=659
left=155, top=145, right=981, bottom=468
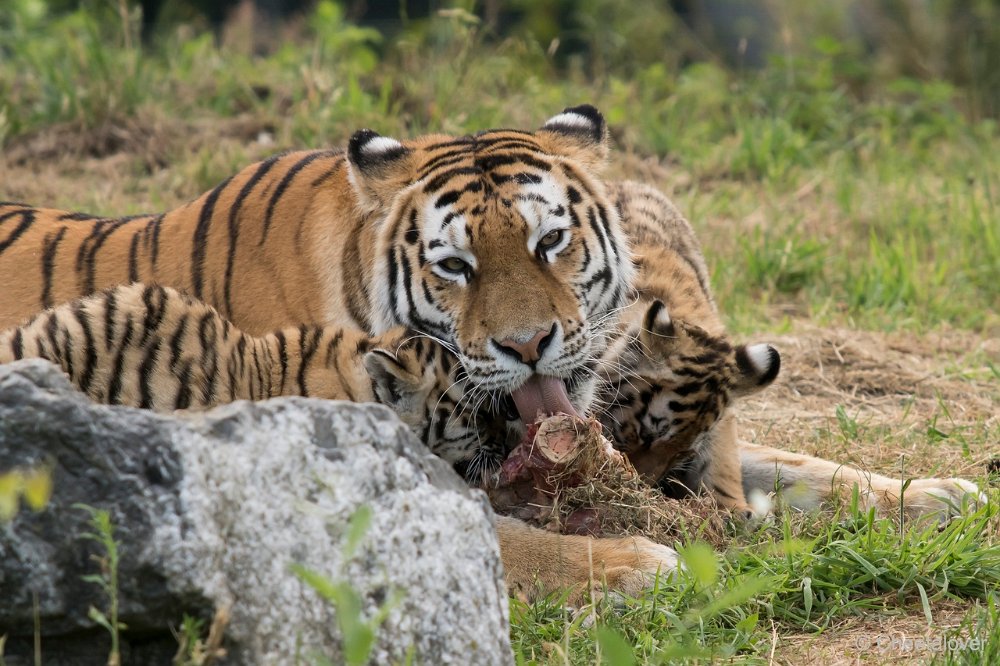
left=899, top=477, right=985, bottom=520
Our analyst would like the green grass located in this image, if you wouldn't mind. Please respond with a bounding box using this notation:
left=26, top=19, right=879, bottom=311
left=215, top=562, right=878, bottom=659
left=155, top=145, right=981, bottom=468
left=2, top=2, right=999, bottom=663
left=75, top=504, right=125, bottom=666
left=512, top=499, right=1000, bottom=664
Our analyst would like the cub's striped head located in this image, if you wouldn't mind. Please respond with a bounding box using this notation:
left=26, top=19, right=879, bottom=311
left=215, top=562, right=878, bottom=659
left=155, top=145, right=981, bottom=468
left=363, top=334, right=514, bottom=486
left=347, top=106, right=635, bottom=423
left=598, top=300, right=780, bottom=484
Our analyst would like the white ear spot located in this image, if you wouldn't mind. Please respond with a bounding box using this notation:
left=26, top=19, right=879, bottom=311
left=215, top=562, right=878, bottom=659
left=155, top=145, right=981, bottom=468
left=361, top=136, right=404, bottom=156
left=653, top=307, right=672, bottom=331
left=745, top=343, right=774, bottom=374
left=543, top=111, right=595, bottom=131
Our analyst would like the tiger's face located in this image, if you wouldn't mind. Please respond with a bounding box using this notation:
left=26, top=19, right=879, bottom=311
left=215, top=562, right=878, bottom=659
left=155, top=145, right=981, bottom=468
left=597, top=300, right=780, bottom=484
left=348, top=106, right=635, bottom=424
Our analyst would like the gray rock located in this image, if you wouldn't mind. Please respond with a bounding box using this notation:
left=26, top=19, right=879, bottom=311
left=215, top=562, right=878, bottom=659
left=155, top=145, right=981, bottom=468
left=0, top=359, right=511, bottom=665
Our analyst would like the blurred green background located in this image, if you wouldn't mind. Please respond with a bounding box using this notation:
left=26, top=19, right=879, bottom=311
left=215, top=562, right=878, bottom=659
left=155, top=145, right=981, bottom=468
left=2, top=0, right=998, bottom=140
left=0, top=0, right=997, bottom=333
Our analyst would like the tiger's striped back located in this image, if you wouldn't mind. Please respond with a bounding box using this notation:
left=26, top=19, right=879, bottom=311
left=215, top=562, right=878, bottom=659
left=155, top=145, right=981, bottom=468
left=0, top=283, right=510, bottom=476
left=1, top=282, right=318, bottom=409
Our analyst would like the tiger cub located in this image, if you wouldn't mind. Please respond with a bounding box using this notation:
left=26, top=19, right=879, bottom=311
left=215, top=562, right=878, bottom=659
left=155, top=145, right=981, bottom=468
left=602, top=182, right=981, bottom=520
left=599, top=297, right=778, bottom=515
left=0, top=283, right=508, bottom=479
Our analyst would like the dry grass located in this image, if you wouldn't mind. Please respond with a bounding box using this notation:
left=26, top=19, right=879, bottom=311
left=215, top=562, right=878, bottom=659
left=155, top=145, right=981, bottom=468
left=0, top=113, right=276, bottom=213
left=488, top=416, right=731, bottom=549
left=774, top=602, right=973, bottom=665
left=739, top=323, right=998, bottom=480
left=553, top=477, right=730, bottom=550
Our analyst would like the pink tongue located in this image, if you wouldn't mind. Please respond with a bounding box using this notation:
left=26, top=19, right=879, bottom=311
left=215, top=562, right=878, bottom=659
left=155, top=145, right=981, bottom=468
left=510, top=375, right=580, bottom=424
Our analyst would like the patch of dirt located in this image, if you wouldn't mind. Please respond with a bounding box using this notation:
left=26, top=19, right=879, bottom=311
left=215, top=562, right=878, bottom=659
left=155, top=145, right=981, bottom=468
left=772, top=602, right=975, bottom=665
left=738, top=322, right=999, bottom=480
left=4, top=111, right=178, bottom=169
left=1, top=113, right=279, bottom=211
left=3, top=109, right=274, bottom=168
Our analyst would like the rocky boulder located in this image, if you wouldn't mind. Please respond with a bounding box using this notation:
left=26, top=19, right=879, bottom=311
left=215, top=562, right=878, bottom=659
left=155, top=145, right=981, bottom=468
left=0, top=359, right=511, bottom=665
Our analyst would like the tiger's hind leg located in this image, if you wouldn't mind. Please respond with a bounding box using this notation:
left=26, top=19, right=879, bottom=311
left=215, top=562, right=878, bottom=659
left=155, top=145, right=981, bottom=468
left=739, top=442, right=984, bottom=521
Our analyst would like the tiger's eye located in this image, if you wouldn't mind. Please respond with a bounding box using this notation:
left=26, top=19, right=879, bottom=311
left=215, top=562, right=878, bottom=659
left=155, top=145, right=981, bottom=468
left=538, top=229, right=564, bottom=250
left=438, top=257, right=470, bottom=275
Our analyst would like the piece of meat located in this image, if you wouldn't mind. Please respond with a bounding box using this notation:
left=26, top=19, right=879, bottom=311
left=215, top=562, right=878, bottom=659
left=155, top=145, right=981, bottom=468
left=489, top=414, right=634, bottom=530
left=488, top=413, right=729, bottom=545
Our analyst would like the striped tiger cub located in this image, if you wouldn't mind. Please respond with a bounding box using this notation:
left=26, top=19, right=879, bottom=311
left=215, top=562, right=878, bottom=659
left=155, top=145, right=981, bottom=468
left=0, top=283, right=509, bottom=478
left=590, top=182, right=780, bottom=518
left=598, top=296, right=779, bottom=516
left=599, top=182, right=980, bottom=521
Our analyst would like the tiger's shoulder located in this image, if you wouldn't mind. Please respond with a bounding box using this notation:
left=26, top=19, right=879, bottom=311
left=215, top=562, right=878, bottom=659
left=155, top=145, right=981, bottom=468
left=609, top=181, right=718, bottom=329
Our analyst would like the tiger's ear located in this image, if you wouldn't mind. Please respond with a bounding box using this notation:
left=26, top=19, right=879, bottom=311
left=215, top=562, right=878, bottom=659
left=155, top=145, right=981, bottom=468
left=732, top=343, right=781, bottom=397
left=536, top=104, right=609, bottom=171
left=347, top=129, right=416, bottom=211
left=638, top=300, right=677, bottom=355
left=364, top=348, right=421, bottom=406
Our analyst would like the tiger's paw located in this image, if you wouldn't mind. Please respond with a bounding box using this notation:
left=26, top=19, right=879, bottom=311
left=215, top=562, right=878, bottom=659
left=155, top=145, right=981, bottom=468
left=593, top=537, right=680, bottom=599
left=903, top=478, right=986, bottom=520
left=898, top=477, right=985, bottom=520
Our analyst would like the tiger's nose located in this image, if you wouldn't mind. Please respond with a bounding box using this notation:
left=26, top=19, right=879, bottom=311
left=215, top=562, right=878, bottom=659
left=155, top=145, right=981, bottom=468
left=494, top=323, right=557, bottom=366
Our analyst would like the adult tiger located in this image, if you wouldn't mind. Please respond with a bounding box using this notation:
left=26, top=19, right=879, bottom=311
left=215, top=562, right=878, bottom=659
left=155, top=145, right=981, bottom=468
left=0, top=106, right=677, bottom=599
left=0, top=106, right=631, bottom=415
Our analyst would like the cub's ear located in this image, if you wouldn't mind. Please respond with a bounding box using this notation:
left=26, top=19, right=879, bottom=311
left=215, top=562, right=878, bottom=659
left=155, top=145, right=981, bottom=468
left=643, top=299, right=675, bottom=338
left=536, top=104, right=609, bottom=171
left=637, top=299, right=677, bottom=355
left=347, top=129, right=416, bottom=211
left=363, top=348, right=422, bottom=407
left=732, top=343, right=781, bottom=397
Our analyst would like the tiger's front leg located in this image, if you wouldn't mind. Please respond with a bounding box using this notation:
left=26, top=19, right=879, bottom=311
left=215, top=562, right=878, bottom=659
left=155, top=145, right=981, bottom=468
left=739, top=442, right=984, bottom=521
left=495, top=516, right=679, bottom=603
left=697, top=415, right=756, bottom=519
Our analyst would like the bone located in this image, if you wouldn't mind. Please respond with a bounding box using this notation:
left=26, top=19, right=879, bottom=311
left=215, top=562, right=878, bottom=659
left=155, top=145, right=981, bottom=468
left=488, top=414, right=728, bottom=545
